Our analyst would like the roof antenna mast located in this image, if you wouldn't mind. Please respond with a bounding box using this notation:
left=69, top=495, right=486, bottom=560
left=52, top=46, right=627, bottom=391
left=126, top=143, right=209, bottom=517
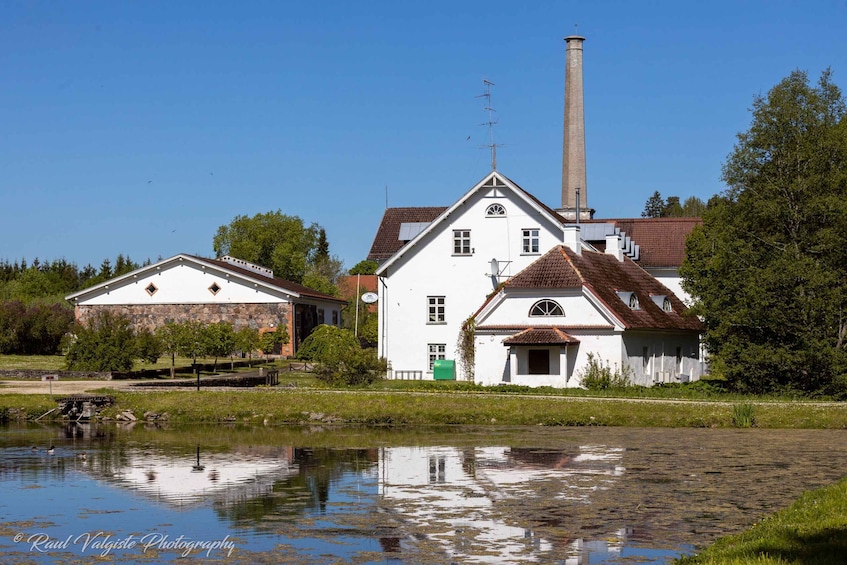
left=477, top=79, right=499, bottom=170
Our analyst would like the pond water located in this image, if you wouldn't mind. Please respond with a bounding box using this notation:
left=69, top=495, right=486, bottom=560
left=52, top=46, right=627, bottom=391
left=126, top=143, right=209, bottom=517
left=1, top=423, right=846, bottom=564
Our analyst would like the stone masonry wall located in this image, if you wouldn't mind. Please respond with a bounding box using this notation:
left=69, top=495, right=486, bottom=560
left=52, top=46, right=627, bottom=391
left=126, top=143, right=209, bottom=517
left=75, top=303, right=295, bottom=356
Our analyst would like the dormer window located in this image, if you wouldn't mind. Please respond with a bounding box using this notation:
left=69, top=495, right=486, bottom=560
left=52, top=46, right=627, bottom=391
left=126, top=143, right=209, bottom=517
left=529, top=299, right=564, bottom=317
left=617, top=291, right=640, bottom=310
left=486, top=203, right=506, bottom=217
left=650, top=294, right=674, bottom=313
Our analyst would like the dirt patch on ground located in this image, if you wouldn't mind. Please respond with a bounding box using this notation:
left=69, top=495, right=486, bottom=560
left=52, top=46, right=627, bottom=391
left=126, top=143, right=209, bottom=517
left=0, top=379, right=146, bottom=395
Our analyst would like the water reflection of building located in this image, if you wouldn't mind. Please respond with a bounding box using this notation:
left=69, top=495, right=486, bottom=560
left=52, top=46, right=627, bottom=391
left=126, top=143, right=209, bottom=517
left=378, top=445, right=627, bottom=564
left=85, top=446, right=300, bottom=508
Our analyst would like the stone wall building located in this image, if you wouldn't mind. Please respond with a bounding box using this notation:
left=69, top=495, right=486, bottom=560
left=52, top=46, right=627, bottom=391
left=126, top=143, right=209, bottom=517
left=66, top=254, right=346, bottom=357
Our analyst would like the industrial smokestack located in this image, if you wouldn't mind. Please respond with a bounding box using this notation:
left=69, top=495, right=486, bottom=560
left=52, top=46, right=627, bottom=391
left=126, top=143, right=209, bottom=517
left=559, top=35, right=594, bottom=221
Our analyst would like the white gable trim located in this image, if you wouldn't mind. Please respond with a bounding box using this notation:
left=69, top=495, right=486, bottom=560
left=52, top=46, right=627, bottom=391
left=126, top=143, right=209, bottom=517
left=581, top=286, right=627, bottom=330
left=375, top=171, right=566, bottom=276
left=65, top=254, right=301, bottom=303
left=474, top=286, right=626, bottom=331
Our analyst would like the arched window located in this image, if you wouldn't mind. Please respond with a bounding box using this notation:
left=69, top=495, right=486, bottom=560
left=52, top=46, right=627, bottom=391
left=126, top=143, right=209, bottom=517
left=529, top=299, right=564, bottom=317
left=662, top=297, right=673, bottom=312
left=617, top=291, right=640, bottom=310
left=629, top=294, right=640, bottom=310
left=485, top=203, right=506, bottom=217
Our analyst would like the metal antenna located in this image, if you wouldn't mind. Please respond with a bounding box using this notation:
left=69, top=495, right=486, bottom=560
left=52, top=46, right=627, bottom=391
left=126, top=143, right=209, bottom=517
left=476, top=79, right=500, bottom=170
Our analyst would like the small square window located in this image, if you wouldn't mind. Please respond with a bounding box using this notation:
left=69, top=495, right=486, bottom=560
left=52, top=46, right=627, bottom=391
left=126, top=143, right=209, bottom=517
left=522, top=228, right=540, bottom=254
left=145, top=283, right=158, bottom=296
left=208, top=282, right=222, bottom=296
left=427, top=296, right=445, bottom=323
left=428, top=343, right=446, bottom=371
left=453, top=230, right=472, bottom=255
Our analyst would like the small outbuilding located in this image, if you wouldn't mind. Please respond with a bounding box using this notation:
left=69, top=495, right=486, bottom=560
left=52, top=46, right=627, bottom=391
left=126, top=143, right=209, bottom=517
left=65, top=254, right=346, bottom=356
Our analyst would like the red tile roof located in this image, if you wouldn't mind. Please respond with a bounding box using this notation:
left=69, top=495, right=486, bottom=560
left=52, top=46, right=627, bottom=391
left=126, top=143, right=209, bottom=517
left=503, top=246, right=702, bottom=331
left=583, top=217, right=702, bottom=268
left=502, top=327, right=580, bottom=345
left=367, top=207, right=447, bottom=262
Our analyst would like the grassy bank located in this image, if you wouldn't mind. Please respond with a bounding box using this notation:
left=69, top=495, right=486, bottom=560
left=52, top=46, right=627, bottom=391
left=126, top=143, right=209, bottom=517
left=2, top=388, right=846, bottom=428
left=677, top=477, right=847, bottom=564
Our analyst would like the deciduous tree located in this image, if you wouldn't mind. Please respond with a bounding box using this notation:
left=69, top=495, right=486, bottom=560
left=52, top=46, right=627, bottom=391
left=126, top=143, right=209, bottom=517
left=681, top=69, right=847, bottom=396
left=213, top=211, right=320, bottom=283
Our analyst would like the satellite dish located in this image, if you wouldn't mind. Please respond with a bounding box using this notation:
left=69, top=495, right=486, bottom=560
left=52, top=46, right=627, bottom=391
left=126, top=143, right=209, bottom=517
left=361, top=292, right=379, bottom=304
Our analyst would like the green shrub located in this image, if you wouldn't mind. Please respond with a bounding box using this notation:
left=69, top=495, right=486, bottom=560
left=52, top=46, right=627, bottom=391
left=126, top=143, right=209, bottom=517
left=578, top=353, right=633, bottom=390
left=135, top=328, right=163, bottom=364
left=296, top=325, right=359, bottom=364
left=316, top=347, right=387, bottom=386
left=65, top=311, right=137, bottom=371
left=298, top=325, right=386, bottom=386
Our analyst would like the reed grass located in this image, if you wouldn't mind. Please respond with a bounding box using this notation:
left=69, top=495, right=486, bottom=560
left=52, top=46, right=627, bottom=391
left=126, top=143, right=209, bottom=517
left=731, top=403, right=756, bottom=427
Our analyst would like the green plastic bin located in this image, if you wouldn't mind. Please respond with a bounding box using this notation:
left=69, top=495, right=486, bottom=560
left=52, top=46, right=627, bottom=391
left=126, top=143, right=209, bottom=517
left=433, top=359, right=455, bottom=381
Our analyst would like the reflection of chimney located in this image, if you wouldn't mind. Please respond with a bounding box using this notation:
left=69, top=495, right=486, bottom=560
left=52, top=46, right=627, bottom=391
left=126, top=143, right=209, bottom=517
left=559, top=35, right=594, bottom=221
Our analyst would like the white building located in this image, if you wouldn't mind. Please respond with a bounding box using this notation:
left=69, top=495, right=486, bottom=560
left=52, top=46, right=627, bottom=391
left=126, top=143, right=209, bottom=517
left=371, top=171, right=702, bottom=386
left=65, top=254, right=346, bottom=356
left=374, top=172, right=575, bottom=380
left=472, top=241, right=703, bottom=387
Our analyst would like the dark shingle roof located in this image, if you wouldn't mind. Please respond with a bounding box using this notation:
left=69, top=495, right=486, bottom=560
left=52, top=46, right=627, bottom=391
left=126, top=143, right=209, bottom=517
left=583, top=217, right=701, bottom=268
left=367, top=207, right=448, bottom=262
left=503, top=246, right=702, bottom=331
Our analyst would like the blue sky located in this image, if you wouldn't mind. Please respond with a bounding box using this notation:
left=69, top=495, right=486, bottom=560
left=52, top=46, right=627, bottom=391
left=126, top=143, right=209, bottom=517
left=2, top=1, right=845, bottom=272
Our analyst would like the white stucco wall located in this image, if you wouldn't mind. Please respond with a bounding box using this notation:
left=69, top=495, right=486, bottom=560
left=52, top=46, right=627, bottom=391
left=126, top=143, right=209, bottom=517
left=474, top=330, right=623, bottom=387
left=77, top=260, right=293, bottom=305
left=378, top=175, right=568, bottom=380
left=622, top=331, right=702, bottom=385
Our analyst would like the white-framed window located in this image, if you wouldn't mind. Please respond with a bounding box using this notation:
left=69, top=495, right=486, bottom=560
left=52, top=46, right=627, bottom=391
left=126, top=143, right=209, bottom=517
left=427, top=296, right=445, bottom=323
left=629, top=294, right=640, bottom=310
left=317, top=308, right=325, bottom=324
left=485, top=203, right=506, bottom=217
left=453, top=230, right=472, bottom=255
left=663, top=297, right=673, bottom=312
left=428, top=343, right=446, bottom=371
left=522, top=228, right=540, bottom=254
left=529, top=299, right=564, bottom=317
left=617, top=291, right=640, bottom=310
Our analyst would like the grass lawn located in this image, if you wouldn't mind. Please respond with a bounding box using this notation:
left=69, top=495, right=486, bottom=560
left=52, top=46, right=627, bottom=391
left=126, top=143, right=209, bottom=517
left=676, top=477, right=847, bottom=564
left=0, top=354, right=272, bottom=373
left=0, top=354, right=67, bottom=370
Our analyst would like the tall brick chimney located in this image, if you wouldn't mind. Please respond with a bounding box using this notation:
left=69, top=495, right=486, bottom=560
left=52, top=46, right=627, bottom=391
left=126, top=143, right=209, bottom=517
left=558, top=35, right=594, bottom=221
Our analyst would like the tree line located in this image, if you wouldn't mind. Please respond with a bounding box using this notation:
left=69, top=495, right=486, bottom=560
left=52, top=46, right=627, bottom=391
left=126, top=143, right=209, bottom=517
left=0, top=212, right=377, bottom=357
left=641, top=193, right=706, bottom=218
left=0, top=254, right=149, bottom=305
